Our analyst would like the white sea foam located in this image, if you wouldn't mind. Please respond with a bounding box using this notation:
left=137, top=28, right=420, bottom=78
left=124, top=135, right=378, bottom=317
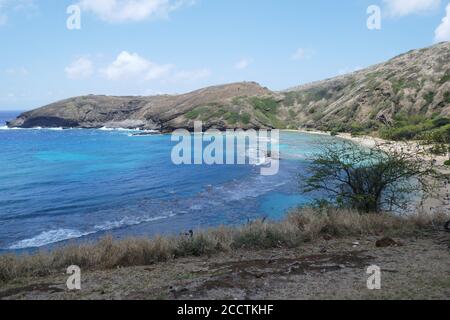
left=99, top=127, right=145, bottom=132
left=0, top=126, right=21, bottom=130
left=225, top=179, right=286, bottom=201
left=93, top=213, right=176, bottom=231
left=0, top=125, right=158, bottom=133
left=8, top=229, right=95, bottom=250
left=0, top=126, right=65, bottom=131
left=127, top=130, right=160, bottom=137
left=7, top=213, right=176, bottom=249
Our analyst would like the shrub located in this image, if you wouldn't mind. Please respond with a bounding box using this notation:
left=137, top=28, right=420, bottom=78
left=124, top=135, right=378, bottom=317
left=250, top=97, right=279, bottom=114
left=440, top=74, right=450, bottom=84
left=444, top=92, right=450, bottom=104
left=380, top=125, right=422, bottom=140
left=432, top=116, right=450, bottom=127
left=423, top=91, right=435, bottom=105
left=240, top=113, right=251, bottom=125
left=302, top=141, right=438, bottom=213
left=225, top=112, right=240, bottom=124
left=380, top=114, right=450, bottom=142
left=392, top=79, right=405, bottom=94
left=185, top=109, right=200, bottom=119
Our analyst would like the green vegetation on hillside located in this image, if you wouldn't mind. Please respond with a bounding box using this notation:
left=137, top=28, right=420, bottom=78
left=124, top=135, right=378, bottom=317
left=440, top=74, right=450, bottom=84
left=323, top=120, right=379, bottom=137
left=444, top=92, right=450, bottom=104
left=379, top=114, right=450, bottom=143
left=423, top=91, right=435, bottom=105
left=185, top=104, right=255, bottom=126
left=250, top=97, right=286, bottom=129
left=250, top=97, right=278, bottom=114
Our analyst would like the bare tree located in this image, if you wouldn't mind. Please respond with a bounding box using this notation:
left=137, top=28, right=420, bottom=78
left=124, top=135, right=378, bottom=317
left=302, top=141, right=438, bottom=213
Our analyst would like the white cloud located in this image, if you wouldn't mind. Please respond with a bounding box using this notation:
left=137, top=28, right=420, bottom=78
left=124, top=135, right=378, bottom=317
left=102, top=51, right=209, bottom=84
left=65, top=57, right=94, bottom=79
left=102, top=51, right=173, bottom=80
left=435, top=3, right=450, bottom=42
left=0, top=0, right=37, bottom=25
left=78, top=0, right=195, bottom=23
left=234, top=58, right=252, bottom=70
left=383, top=0, right=441, bottom=17
left=291, top=48, right=314, bottom=61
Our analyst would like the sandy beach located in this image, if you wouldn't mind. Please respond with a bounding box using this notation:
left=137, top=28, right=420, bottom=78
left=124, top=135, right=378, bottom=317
left=288, top=129, right=450, bottom=216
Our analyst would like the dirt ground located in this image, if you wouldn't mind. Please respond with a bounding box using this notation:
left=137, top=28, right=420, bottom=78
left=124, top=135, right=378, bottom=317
left=1, top=231, right=449, bottom=300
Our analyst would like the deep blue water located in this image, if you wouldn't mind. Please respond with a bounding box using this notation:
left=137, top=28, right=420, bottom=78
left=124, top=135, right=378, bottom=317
left=0, top=111, right=336, bottom=252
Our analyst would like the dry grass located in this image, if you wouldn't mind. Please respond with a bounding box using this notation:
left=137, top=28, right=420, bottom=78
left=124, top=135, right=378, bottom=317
left=0, top=207, right=448, bottom=284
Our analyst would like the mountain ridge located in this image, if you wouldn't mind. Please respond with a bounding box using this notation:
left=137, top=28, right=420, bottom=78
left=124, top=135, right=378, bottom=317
left=7, top=42, right=450, bottom=133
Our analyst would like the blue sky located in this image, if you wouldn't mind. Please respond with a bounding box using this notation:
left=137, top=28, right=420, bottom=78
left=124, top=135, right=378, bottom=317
left=0, top=0, right=449, bottom=111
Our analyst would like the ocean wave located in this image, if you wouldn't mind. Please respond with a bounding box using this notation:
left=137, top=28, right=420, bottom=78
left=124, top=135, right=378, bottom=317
left=0, top=126, right=65, bottom=131
left=127, top=130, right=160, bottom=137
left=7, top=213, right=176, bottom=250
left=46, top=127, right=64, bottom=131
left=8, top=229, right=95, bottom=250
left=0, top=126, right=155, bottom=132
left=0, top=126, right=20, bottom=130
left=99, top=127, right=150, bottom=132
left=93, top=213, right=176, bottom=232
left=224, top=179, right=286, bottom=201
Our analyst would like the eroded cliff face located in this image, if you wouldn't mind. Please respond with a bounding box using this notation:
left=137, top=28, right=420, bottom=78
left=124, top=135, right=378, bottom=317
left=7, top=42, right=450, bottom=132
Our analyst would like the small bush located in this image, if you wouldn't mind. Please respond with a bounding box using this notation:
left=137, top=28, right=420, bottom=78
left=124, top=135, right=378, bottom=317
left=185, top=109, right=200, bottom=119
left=250, top=97, right=279, bottom=114
left=240, top=113, right=251, bottom=125
left=380, top=114, right=450, bottom=142
left=440, top=74, right=450, bottom=84
left=444, top=92, right=450, bottom=104
left=380, top=125, right=422, bottom=140
left=423, top=91, right=435, bottom=105
left=444, top=160, right=450, bottom=166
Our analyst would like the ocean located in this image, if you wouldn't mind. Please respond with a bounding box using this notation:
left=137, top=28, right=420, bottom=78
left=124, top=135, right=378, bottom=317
left=0, top=111, right=336, bottom=252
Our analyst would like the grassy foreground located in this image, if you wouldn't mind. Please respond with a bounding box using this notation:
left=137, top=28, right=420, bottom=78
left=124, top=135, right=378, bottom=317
left=1, top=207, right=448, bottom=285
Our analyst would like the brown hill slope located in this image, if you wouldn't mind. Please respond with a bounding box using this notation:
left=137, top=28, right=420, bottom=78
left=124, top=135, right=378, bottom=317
left=7, top=42, right=450, bottom=132
left=282, top=41, right=450, bottom=132
left=7, top=82, right=273, bottom=131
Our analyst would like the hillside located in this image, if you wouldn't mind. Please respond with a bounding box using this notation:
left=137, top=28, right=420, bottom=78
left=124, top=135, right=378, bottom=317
left=7, top=42, right=450, bottom=133
left=6, top=82, right=273, bottom=132
left=283, top=41, right=450, bottom=133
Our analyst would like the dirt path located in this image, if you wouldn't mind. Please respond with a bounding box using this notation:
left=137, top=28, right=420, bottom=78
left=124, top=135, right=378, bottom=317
left=1, top=232, right=449, bottom=300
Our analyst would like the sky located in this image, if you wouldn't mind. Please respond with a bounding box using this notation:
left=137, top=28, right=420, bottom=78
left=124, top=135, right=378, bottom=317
left=0, top=0, right=449, bottom=111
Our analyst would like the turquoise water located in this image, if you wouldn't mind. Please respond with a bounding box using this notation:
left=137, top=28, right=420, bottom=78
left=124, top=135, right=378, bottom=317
left=0, top=112, right=337, bottom=252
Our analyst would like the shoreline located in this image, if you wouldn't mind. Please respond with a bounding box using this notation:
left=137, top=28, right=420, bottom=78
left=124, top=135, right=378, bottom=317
left=287, top=129, right=449, bottom=165
left=1, top=127, right=449, bottom=252
left=287, top=129, right=450, bottom=216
